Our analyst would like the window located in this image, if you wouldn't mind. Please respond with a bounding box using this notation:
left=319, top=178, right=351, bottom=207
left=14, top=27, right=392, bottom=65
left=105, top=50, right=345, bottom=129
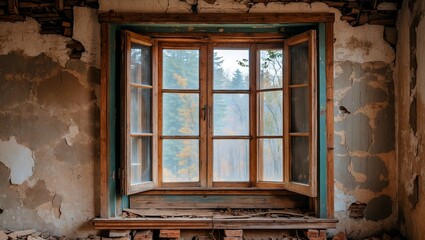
left=121, top=30, right=317, bottom=197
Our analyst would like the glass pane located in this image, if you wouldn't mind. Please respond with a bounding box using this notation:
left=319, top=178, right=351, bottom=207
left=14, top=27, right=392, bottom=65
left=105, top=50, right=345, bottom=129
left=130, top=87, right=151, bottom=133
left=213, top=49, right=249, bottom=90
left=290, top=41, right=308, bottom=85
left=213, top=139, right=249, bottom=182
left=162, top=139, right=199, bottom=182
left=163, top=93, right=199, bottom=136
left=163, top=49, right=199, bottom=89
left=290, top=87, right=309, bottom=133
left=214, top=94, right=249, bottom=136
left=131, top=43, right=151, bottom=85
left=290, top=136, right=309, bottom=184
left=258, top=139, right=283, bottom=182
left=131, top=137, right=152, bottom=185
left=258, top=91, right=283, bottom=136
left=259, top=49, right=283, bottom=89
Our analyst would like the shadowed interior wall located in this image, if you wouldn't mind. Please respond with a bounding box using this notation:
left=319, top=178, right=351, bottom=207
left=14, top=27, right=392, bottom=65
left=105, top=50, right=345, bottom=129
left=0, top=0, right=397, bottom=238
left=396, top=0, right=425, bottom=240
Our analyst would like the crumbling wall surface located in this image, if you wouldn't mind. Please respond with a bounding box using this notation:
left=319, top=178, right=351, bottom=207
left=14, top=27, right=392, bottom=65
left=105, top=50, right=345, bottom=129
left=0, top=0, right=397, bottom=237
left=0, top=7, right=100, bottom=237
left=101, top=1, right=396, bottom=238
left=396, top=0, right=425, bottom=239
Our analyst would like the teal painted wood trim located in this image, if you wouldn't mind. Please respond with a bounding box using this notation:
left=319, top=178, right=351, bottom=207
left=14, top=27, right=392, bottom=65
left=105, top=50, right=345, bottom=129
left=110, top=25, right=130, bottom=214
left=108, top=24, right=117, bottom=217
left=318, top=23, right=327, bottom=218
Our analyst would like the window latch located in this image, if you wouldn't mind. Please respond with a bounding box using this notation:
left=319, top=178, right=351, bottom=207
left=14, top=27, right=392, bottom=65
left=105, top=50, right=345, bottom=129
left=202, top=105, right=208, bottom=121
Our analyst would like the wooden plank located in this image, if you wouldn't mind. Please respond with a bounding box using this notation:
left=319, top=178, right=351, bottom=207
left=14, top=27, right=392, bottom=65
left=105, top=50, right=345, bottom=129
left=249, top=43, right=257, bottom=187
left=98, top=13, right=335, bottom=24
left=7, top=0, right=18, bottom=14
left=136, top=189, right=297, bottom=195
left=130, top=194, right=308, bottom=209
left=100, top=23, right=110, bottom=218
left=199, top=43, right=208, bottom=188
left=325, top=22, right=335, bottom=219
left=124, top=208, right=215, bottom=217
left=206, top=42, right=214, bottom=188
left=92, top=217, right=338, bottom=230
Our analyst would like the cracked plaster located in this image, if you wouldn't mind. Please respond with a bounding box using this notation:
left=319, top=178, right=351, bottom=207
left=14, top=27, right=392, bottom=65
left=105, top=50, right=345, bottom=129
left=0, top=0, right=399, bottom=238
left=0, top=136, right=34, bottom=185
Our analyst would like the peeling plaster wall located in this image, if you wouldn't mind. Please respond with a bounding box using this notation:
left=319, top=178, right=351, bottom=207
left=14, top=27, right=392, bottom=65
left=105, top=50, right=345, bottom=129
left=0, top=0, right=396, bottom=238
left=0, top=8, right=100, bottom=237
left=396, top=0, right=425, bottom=239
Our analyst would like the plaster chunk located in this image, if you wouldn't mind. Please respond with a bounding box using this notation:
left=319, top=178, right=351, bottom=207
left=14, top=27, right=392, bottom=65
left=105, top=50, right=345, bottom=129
left=334, top=187, right=356, bottom=212
left=0, top=136, right=34, bottom=185
left=73, top=7, right=101, bottom=68
left=198, top=0, right=249, bottom=13
left=0, top=18, right=69, bottom=67
left=63, top=123, right=79, bottom=146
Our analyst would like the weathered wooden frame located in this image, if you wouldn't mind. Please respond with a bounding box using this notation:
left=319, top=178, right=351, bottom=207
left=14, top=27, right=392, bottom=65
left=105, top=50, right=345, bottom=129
left=99, top=13, right=334, bottom=221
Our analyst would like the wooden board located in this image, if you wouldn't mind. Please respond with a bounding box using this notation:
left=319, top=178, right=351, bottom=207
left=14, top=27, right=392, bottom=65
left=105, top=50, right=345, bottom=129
left=98, top=13, right=335, bottom=24
left=92, top=217, right=338, bottom=230
left=130, top=194, right=308, bottom=209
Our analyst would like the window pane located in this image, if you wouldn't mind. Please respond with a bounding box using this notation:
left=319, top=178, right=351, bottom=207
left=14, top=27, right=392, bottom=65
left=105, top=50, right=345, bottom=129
left=258, top=91, right=283, bottom=136
left=290, top=41, right=308, bottom=85
left=130, top=87, right=151, bottom=133
left=131, top=43, right=151, bottom=85
left=258, top=139, right=283, bottom=182
left=290, top=136, right=309, bottom=184
left=163, top=93, right=199, bottom=136
left=213, top=49, right=249, bottom=90
left=290, top=87, right=309, bottom=133
left=162, top=139, right=199, bottom=182
left=259, top=49, right=283, bottom=89
left=213, top=139, right=249, bottom=182
left=214, top=94, right=249, bottom=136
left=163, top=49, right=199, bottom=89
left=131, top=137, right=152, bottom=185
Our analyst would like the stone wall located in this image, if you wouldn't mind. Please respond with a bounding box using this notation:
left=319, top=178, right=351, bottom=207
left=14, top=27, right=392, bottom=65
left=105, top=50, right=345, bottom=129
left=396, top=0, right=425, bottom=240
left=0, top=0, right=397, bottom=238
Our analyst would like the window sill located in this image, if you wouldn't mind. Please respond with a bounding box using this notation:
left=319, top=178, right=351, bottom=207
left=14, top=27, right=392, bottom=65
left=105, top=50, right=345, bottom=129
left=92, top=216, right=338, bottom=230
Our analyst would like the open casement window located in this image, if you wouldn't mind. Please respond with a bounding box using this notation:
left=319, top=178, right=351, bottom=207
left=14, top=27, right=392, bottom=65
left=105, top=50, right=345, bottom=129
left=121, top=29, right=317, bottom=197
left=283, top=30, right=317, bottom=197
left=121, top=31, right=156, bottom=195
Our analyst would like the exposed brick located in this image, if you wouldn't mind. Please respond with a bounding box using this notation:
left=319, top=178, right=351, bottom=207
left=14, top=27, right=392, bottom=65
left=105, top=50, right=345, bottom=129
left=332, top=232, right=347, bottom=240
left=159, top=230, right=180, bottom=239
left=224, top=230, right=243, bottom=237
left=306, top=230, right=319, bottom=238
left=134, top=231, right=152, bottom=240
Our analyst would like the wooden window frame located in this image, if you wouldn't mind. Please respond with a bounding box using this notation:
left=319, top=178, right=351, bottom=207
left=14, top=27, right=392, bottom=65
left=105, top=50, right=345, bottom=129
left=99, top=13, right=335, bottom=219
